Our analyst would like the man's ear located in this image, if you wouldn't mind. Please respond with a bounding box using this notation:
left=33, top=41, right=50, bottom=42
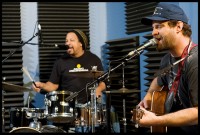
left=176, top=21, right=184, bottom=33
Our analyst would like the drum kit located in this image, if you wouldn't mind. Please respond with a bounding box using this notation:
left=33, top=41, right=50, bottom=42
left=2, top=69, right=140, bottom=133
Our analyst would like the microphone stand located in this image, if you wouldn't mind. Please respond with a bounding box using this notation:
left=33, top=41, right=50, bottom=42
left=2, top=32, right=40, bottom=64
left=65, top=49, right=144, bottom=133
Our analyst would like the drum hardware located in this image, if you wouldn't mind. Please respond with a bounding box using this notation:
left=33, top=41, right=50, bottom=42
left=44, top=94, right=50, bottom=116
left=29, top=117, right=42, bottom=130
left=26, top=108, right=46, bottom=130
left=100, top=62, right=140, bottom=133
left=105, top=71, right=112, bottom=133
left=2, top=90, right=5, bottom=132
left=9, top=125, right=67, bottom=133
left=9, top=127, right=41, bottom=133
left=26, top=97, right=46, bottom=130
left=120, top=64, right=127, bottom=133
left=90, top=86, right=96, bottom=133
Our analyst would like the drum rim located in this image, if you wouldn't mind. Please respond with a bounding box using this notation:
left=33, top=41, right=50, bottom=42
left=48, top=113, right=73, bottom=117
left=10, top=107, right=29, bottom=111
left=9, top=127, right=41, bottom=133
left=27, top=108, right=45, bottom=112
left=46, top=90, right=73, bottom=95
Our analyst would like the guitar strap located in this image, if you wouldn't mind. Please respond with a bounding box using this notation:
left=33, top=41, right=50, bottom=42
left=165, top=42, right=197, bottom=113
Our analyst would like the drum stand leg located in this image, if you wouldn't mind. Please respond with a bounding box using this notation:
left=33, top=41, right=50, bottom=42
left=2, top=91, right=5, bottom=133
left=122, top=98, right=127, bottom=133
left=121, top=64, right=127, bottom=133
left=90, top=88, right=96, bottom=133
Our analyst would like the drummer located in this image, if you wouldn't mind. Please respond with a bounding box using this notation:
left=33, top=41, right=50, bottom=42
left=32, top=29, right=105, bottom=104
left=32, top=29, right=120, bottom=133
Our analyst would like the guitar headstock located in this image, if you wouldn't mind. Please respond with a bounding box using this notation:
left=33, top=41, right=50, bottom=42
left=131, top=106, right=144, bottom=128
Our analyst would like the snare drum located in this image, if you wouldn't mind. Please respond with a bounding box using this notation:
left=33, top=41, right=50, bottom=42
left=45, top=91, right=75, bottom=123
left=9, top=107, right=30, bottom=128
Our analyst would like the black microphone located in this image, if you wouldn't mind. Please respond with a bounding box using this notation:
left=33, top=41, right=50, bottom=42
left=127, top=38, right=157, bottom=57
left=38, top=24, right=43, bottom=44
left=54, top=44, right=69, bottom=50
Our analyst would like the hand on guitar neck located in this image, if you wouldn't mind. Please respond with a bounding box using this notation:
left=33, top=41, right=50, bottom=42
left=131, top=86, right=168, bottom=133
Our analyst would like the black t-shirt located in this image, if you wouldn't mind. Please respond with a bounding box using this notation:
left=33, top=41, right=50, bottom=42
left=157, top=45, right=198, bottom=133
left=48, top=51, right=104, bottom=103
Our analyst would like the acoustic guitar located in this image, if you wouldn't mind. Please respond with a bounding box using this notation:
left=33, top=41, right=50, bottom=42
left=131, top=86, right=168, bottom=133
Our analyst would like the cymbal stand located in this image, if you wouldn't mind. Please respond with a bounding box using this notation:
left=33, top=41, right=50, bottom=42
left=105, top=76, right=111, bottom=133
left=121, top=63, right=127, bottom=133
left=2, top=90, right=5, bottom=132
left=90, top=86, right=96, bottom=133
left=90, top=71, right=98, bottom=133
left=90, top=69, right=104, bottom=133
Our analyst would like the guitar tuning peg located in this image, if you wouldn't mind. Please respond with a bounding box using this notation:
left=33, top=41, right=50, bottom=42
left=135, top=124, right=139, bottom=128
left=130, top=110, right=133, bottom=113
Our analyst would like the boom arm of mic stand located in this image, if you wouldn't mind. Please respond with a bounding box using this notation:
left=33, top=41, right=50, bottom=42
left=2, top=32, right=39, bottom=64
left=65, top=92, right=78, bottom=102
left=65, top=79, right=98, bottom=102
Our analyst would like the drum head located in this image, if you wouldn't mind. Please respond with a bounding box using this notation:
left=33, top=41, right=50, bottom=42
left=40, top=125, right=66, bottom=133
left=9, top=127, right=41, bottom=133
left=47, top=115, right=75, bottom=123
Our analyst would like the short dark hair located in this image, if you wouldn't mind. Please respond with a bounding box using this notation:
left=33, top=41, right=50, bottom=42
left=168, top=20, right=192, bottom=37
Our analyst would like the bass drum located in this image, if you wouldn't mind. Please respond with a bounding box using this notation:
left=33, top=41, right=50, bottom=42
left=9, top=107, right=30, bottom=128
left=40, top=125, right=66, bottom=133
left=9, top=127, right=41, bottom=133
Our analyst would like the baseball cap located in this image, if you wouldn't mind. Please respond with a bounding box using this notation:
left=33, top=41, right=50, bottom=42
left=141, top=3, right=188, bottom=25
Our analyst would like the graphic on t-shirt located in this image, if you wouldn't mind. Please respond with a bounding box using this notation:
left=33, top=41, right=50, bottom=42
left=69, top=63, right=89, bottom=72
left=77, top=64, right=81, bottom=68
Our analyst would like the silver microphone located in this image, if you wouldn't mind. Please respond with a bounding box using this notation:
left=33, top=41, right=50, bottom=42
left=128, top=38, right=157, bottom=57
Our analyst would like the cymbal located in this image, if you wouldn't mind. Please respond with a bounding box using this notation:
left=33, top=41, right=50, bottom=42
left=68, top=70, right=104, bottom=78
left=104, top=88, right=140, bottom=94
left=2, top=82, right=32, bottom=92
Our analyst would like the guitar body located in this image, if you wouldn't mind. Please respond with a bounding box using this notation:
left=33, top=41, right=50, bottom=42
left=150, top=86, right=168, bottom=133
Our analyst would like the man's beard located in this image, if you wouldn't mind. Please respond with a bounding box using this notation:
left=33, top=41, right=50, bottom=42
left=156, top=35, right=175, bottom=52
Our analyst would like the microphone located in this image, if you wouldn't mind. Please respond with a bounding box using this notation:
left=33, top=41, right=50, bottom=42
left=38, top=24, right=43, bottom=44
left=127, top=38, right=157, bottom=57
left=54, top=44, right=69, bottom=50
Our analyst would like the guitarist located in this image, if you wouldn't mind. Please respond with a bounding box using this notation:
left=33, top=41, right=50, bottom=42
left=135, top=3, right=198, bottom=134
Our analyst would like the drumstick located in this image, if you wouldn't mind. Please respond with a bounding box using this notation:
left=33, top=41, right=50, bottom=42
left=21, top=67, right=38, bottom=88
